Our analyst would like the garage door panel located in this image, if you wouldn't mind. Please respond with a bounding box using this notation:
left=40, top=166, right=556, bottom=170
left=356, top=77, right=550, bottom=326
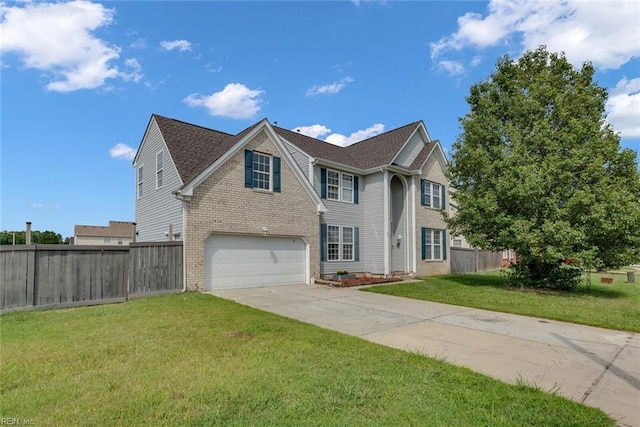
left=205, top=235, right=306, bottom=290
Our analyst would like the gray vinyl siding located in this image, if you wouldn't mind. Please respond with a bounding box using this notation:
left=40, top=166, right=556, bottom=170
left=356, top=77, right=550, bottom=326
left=394, top=131, right=425, bottom=168
left=283, top=140, right=311, bottom=180
left=362, top=173, right=385, bottom=274
left=315, top=166, right=366, bottom=274
left=134, top=118, right=183, bottom=242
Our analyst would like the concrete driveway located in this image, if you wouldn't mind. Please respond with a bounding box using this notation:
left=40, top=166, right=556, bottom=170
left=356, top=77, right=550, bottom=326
left=209, top=283, right=639, bottom=427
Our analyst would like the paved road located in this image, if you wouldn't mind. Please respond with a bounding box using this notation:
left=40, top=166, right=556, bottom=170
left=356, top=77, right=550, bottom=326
left=210, top=283, right=640, bottom=427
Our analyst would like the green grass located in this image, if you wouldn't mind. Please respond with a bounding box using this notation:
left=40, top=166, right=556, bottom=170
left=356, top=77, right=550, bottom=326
left=365, top=270, right=640, bottom=332
left=1, top=293, right=612, bottom=426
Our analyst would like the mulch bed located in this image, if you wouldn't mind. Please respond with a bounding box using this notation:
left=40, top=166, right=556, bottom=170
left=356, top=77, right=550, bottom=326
left=332, top=277, right=402, bottom=287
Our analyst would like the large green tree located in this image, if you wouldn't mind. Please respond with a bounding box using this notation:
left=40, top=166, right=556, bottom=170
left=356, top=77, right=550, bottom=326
left=0, top=230, right=65, bottom=245
left=447, top=46, right=640, bottom=289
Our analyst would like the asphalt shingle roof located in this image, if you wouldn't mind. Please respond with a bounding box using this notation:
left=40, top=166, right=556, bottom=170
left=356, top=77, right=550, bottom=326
left=151, top=114, right=432, bottom=186
left=152, top=114, right=236, bottom=185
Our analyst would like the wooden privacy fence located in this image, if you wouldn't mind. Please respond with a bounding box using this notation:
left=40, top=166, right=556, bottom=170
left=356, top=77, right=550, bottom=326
left=451, top=247, right=503, bottom=274
left=0, top=242, right=183, bottom=313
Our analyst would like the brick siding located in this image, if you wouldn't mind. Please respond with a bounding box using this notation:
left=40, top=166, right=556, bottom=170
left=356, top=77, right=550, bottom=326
left=184, top=130, right=319, bottom=291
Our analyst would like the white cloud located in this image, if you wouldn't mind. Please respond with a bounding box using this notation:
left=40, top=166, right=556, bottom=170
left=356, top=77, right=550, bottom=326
left=183, top=83, right=264, bottom=119
left=436, top=60, right=465, bottom=76
left=109, top=143, right=137, bottom=160
left=306, top=77, right=354, bottom=96
left=606, top=78, right=640, bottom=138
left=325, top=124, right=385, bottom=147
left=430, top=0, right=640, bottom=71
left=0, top=0, right=136, bottom=92
left=130, top=38, right=146, bottom=49
left=293, top=125, right=332, bottom=138
left=206, top=64, right=223, bottom=73
left=160, top=40, right=192, bottom=52
left=122, top=58, right=143, bottom=83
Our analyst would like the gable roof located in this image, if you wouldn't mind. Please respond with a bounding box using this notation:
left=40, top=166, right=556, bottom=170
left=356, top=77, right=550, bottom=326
left=151, top=114, right=240, bottom=186
left=274, top=121, right=426, bottom=170
left=145, top=114, right=438, bottom=186
left=344, top=121, right=423, bottom=169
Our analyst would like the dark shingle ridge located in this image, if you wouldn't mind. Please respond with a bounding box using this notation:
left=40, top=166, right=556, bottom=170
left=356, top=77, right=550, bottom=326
left=153, top=114, right=237, bottom=185
left=272, top=126, right=359, bottom=166
left=153, top=114, right=429, bottom=186
left=345, top=121, right=423, bottom=169
left=275, top=120, right=425, bottom=170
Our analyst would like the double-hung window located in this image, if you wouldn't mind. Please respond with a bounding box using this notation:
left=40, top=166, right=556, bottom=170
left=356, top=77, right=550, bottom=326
left=321, top=224, right=359, bottom=262
left=327, top=225, right=340, bottom=261
left=327, top=170, right=340, bottom=200
left=342, top=226, right=354, bottom=261
left=252, top=152, right=271, bottom=190
left=341, top=174, right=354, bottom=203
left=321, top=168, right=358, bottom=203
left=156, top=151, right=164, bottom=189
left=137, top=166, right=144, bottom=198
left=421, top=228, right=447, bottom=261
left=420, top=179, right=445, bottom=209
left=244, top=150, right=281, bottom=192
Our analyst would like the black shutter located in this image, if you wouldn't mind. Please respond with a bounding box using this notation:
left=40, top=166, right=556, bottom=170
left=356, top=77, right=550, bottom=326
left=320, top=168, right=327, bottom=199
left=273, top=156, right=281, bottom=192
left=354, top=176, right=359, bottom=204
left=244, top=150, right=253, bottom=188
left=320, top=223, right=327, bottom=262
left=442, top=229, right=447, bottom=260
left=354, top=227, right=359, bottom=261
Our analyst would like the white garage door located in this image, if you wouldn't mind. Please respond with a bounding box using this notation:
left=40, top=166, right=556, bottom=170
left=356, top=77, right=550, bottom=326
left=204, top=234, right=306, bottom=290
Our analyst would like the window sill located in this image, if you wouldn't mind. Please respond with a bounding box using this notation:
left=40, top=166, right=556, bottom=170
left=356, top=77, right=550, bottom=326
left=252, top=188, right=274, bottom=195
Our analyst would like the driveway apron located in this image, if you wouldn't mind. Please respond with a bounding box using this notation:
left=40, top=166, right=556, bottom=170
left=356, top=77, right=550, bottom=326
left=209, top=283, right=640, bottom=427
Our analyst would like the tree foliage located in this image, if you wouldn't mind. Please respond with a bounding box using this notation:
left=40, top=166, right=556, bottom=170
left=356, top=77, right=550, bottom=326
left=0, top=230, right=65, bottom=245
left=447, top=46, right=640, bottom=289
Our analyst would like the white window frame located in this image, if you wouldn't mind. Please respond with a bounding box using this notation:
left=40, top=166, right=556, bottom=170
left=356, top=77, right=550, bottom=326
left=423, top=180, right=442, bottom=208
left=326, top=225, right=355, bottom=262
left=341, top=174, right=354, bottom=203
left=327, top=170, right=340, bottom=201
left=252, top=151, right=272, bottom=191
left=327, top=225, right=340, bottom=261
left=424, top=229, right=443, bottom=261
left=327, top=169, right=355, bottom=203
left=452, top=238, right=463, bottom=248
left=156, top=151, right=164, bottom=189
left=342, top=226, right=354, bottom=261
left=137, top=165, right=144, bottom=199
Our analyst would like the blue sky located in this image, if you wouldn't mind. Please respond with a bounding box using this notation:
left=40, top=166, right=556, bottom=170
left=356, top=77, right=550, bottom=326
left=2, top=0, right=639, bottom=238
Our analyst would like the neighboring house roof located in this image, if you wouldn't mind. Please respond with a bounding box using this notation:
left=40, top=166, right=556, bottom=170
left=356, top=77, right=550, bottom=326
left=74, top=221, right=135, bottom=238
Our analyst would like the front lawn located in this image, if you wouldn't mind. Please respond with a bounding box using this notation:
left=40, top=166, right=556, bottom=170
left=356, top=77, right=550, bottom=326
left=365, top=270, right=640, bottom=332
left=0, top=293, right=612, bottom=426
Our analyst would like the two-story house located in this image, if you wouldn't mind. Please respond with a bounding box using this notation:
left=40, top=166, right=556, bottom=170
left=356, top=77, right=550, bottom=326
left=133, top=114, right=450, bottom=291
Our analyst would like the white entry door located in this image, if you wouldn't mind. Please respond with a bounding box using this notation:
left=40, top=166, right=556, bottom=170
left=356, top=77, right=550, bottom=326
left=204, top=234, right=306, bottom=290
